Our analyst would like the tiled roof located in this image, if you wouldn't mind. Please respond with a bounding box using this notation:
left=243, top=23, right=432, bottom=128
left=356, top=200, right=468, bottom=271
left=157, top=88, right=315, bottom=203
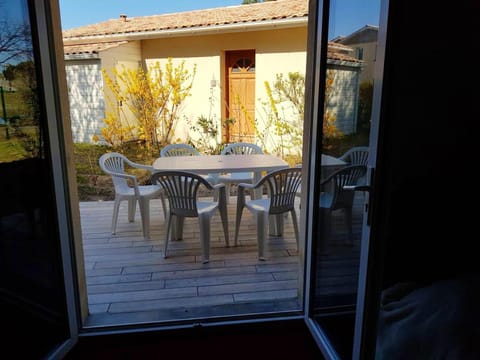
left=62, top=0, right=309, bottom=41
left=61, top=0, right=360, bottom=64
left=327, top=49, right=362, bottom=63
left=64, top=41, right=128, bottom=55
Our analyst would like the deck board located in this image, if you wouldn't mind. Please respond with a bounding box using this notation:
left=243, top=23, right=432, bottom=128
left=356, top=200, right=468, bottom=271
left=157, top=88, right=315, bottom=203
left=79, top=194, right=363, bottom=327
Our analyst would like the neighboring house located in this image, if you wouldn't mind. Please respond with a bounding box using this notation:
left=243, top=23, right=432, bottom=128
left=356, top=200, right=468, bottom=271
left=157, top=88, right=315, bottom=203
left=333, top=24, right=378, bottom=85
left=62, top=0, right=362, bottom=150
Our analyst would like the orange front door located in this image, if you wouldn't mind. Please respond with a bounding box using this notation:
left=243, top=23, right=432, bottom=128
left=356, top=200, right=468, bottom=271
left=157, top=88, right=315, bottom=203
left=225, top=50, right=256, bottom=143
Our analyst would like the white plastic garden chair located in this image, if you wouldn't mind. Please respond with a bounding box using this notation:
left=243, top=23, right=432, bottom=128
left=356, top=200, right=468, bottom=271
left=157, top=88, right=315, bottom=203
left=234, top=167, right=302, bottom=260
left=99, top=152, right=166, bottom=239
left=160, top=143, right=201, bottom=157
left=319, top=164, right=367, bottom=243
left=215, top=142, right=264, bottom=204
left=151, top=170, right=229, bottom=264
left=338, top=146, right=369, bottom=186
left=160, top=143, right=216, bottom=184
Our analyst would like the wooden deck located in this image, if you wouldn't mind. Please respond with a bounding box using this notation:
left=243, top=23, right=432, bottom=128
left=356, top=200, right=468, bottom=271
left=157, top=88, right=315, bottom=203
left=79, top=195, right=362, bottom=328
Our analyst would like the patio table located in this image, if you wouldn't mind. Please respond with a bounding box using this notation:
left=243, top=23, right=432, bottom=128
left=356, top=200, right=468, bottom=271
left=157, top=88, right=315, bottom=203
left=153, top=154, right=289, bottom=236
left=153, top=154, right=289, bottom=179
left=152, top=153, right=346, bottom=237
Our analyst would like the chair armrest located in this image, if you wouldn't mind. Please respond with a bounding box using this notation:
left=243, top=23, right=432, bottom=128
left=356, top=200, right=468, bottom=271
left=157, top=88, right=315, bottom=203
left=133, top=164, right=155, bottom=172
left=125, top=158, right=154, bottom=172
left=237, top=182, right=256, bottom=190
left=212, top=183, right=226, bottom=190
left=111, top=172, right=139, bottom=188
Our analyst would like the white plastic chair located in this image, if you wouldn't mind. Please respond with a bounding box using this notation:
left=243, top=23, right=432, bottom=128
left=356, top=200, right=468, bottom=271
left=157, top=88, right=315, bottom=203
left=338, top=146, right=369, bottom=186
left=319, top=164, right=367, bottom=243
left=99, top=152, right=166, bottom=240
left=160, top=143, right=216, bottom=183
left=151, top=170, right=229, bottom=264
left=234, top=167, right=302, bottom=260
left=215, top=142, right=264, bottom=203
left=338, top=146, right=369, bottom=166
left=160, top=143, right=200, bottom=157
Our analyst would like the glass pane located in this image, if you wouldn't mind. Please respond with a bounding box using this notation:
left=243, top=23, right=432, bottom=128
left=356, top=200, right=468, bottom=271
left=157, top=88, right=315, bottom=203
left=311, top=0, right=381, bottom=357
left=60, top=1, right=306, bottom=328
left=0, top=0, right=70, bottom=356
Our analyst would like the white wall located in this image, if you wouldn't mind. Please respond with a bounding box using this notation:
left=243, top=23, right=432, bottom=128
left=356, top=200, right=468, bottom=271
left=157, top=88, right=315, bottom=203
left=327, top=62, right=362, bottom=135
left=65, top=59, right=104, bottom=143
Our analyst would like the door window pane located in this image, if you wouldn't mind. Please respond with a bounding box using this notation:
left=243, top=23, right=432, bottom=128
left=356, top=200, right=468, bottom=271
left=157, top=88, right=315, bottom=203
left=310, top=0, right=380, bottom=357
left=0, top=0, right=70, bottom=356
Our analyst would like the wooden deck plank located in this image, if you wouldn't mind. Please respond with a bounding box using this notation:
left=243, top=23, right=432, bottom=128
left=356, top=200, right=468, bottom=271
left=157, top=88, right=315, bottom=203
left=108, top=294, right=235, bottom=313
left=88, top=286, right=198, bottom=305
left=79, top=194, right=363, bottom=326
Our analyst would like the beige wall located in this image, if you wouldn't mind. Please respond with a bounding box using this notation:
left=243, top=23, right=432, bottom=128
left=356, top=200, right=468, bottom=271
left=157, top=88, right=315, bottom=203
left=100, top=42, right=142, bottom=141
left=345, top=41, right=377, bottom=84
left=67, top=27, right=360, bottom=155
left=141, top=27, right=308, bottom=150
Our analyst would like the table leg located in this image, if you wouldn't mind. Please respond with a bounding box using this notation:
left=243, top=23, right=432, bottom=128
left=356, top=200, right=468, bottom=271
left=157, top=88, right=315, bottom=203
left=269, top=214, right=284, bottom=236
left=252, top=171, right=262, bottom=200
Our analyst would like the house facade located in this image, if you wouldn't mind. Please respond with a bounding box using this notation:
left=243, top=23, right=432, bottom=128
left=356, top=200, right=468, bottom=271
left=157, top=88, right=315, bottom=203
left=333, top=24, right=378, bottom=85
left=63, top=0, right=361, bottom=153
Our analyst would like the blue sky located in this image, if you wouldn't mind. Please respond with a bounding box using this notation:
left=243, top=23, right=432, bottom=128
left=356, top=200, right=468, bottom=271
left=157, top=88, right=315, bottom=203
left=58, top=0, right=380, bottom=39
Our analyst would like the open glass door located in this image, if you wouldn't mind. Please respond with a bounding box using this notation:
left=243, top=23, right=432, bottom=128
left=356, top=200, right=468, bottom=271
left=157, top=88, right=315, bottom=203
left=302, top=0, right=386, bottom=358
left=0, top=0, right=79, bottom=357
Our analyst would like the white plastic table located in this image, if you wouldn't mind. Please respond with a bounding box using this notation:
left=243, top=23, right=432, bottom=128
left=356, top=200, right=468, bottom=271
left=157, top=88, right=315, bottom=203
left=153, top=154, right=289, bottom=237
left=152, top=154, right=346, bottom=237
left=153, top=154, right=289, bottom=180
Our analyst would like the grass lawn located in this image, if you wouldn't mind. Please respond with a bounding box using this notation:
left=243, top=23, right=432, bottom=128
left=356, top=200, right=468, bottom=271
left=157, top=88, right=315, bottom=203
left=0, top=136, right=30, bottom=162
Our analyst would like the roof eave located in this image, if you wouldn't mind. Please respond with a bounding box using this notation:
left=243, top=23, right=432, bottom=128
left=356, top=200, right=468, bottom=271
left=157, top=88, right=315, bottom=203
left=63, top=17, right=308, bottom=45
left=64, top=53, right=101, bottom=60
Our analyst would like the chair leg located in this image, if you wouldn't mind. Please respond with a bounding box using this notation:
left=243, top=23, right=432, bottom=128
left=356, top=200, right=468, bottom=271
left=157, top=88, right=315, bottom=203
left=290, top=209, right=300, bottom=248
left=111, top=196, right=121, bottom=234
left=234, top=205, right=244, bottom=246
left=128, top=198, right=136, bottom=222
left=256, top=211, right=267, bottom=260
left=198, top=214, right=211, bottom=264
left=164, top=214, right=173, bottom=259
left=224, top=183, right=231, bottom=204
left=218, top=190, right=229, bottom=247
left=160, top=193, right=168, bottom=222
left=269, top=214, right=284, bottom=236
left=138, top=197, right=150, bottom=240
left=173, top=216, right=185, bottom=240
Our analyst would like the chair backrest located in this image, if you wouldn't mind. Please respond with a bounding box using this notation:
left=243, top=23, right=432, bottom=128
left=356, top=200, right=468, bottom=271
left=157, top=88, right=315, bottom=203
left=99, top=152, right=132, bottom=193
left=321, top=165, right=367, bottom=210
left=339, top=146, right=369, bottom=166
left=221, top=142, right=263, bottom=156
left=151, top=171, right=214, bottom=218
left=161, top=143, right=200, bottom=157
left=256, top=167, right=302, bottom=215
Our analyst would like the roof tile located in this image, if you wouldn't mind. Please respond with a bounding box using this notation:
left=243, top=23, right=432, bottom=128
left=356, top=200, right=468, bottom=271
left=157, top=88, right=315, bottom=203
left=63, top=0, right=308, bottom=40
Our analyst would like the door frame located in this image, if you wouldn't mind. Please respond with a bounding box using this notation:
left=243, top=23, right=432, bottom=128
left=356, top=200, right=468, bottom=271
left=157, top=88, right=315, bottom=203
left=34, top=0, right=81, bottom=356
left=224, top=49, right=256, bottom=143
left=302, top=0, right=390, bottom=358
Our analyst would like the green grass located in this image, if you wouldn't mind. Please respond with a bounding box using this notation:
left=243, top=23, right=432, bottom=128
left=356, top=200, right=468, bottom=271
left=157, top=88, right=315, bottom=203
left=2, top=90, right=32, bottom=120
left=0, top=136, right=30, bottom=162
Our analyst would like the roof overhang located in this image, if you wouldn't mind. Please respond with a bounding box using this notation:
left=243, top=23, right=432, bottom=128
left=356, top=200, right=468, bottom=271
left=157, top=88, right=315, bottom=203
left=64, top=53, right=101, bottom=60
left=63, top=17, right=308, bottom=45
